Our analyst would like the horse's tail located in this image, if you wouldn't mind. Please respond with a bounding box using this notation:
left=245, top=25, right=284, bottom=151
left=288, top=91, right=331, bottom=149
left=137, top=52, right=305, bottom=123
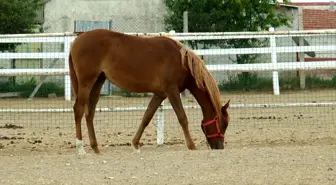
left=69, top=52, right=78, bottom=97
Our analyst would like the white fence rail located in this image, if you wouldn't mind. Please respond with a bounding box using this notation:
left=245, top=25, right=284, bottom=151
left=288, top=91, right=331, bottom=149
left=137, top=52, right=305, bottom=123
left=1, top=29, right=336, bottom=145
left=1, top=28, right=336, bottom=99
left=1, top=61, right=335, bottom=76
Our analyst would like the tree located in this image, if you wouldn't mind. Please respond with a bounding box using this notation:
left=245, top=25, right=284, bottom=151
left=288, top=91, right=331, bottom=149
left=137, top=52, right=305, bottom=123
left=164, top=0, right=292, bottom=90
left=0, top=0, right=44, bottom=51
left=164, top=0, right=291, bottom=33
left=0, top=0, right=44, bottom=85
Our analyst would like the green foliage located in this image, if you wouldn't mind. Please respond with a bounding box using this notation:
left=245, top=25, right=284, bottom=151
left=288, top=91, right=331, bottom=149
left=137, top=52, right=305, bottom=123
left=164, top=0, right=293, bottom=84
left=0, top=0, right=43, bottom=34
left=0, top=0, right=44, bottom=51
left=164, top=0, right=292, bottom=53
left=164, top=0, right=292, bottom=33
left=0, top=77, right=64, bottom=98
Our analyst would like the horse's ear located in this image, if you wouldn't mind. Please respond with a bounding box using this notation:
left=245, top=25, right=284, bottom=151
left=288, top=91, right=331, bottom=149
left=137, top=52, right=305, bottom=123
left=221, top=100, right=230, bottom=113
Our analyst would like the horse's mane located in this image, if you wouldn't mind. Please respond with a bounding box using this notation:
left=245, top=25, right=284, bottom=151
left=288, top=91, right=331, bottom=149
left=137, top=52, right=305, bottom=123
left=167, top=37, right=222, bottom=116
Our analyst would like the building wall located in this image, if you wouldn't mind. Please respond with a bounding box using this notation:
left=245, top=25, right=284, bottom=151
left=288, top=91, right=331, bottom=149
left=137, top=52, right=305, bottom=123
left=43, top=0, right=166, bottom=33
left=303, top=9, right=336, bottom=29
left=301, top=8, right=336, bottom=77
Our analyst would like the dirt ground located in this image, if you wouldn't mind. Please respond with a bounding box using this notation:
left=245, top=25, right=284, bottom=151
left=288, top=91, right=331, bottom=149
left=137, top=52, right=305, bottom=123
left=0, top=89, right=335, bottom=185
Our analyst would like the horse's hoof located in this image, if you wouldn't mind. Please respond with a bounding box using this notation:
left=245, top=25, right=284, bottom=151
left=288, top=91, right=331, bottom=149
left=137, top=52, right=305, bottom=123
left=77, top=149, right=86, bottom=155
left=133, top=147, right=141, bottom=153
left=94, top=150, right=101, bottom=155
left=132, top=140, right=143, bottom=151
left=76, top=139, right=86, bottom=155
left=188, top=144, right=197, bottom=150
left=156, top=144, right=166, bottom=148
left=133, top=145, right=141, bottom=153
left=132, top=144, right=141, bottom=153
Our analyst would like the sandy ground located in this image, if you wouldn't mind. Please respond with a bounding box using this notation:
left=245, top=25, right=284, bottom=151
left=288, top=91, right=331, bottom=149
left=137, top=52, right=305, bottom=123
left=0, top=145, right=335, bottom=185
left=0, top=89, right=335, bottom=185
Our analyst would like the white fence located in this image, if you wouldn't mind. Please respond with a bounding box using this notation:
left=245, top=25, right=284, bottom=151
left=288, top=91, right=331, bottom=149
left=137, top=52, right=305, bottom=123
left=1, top=29, right=336, bottom=145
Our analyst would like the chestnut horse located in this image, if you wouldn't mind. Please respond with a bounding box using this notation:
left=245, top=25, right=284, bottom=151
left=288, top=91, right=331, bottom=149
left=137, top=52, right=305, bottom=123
left=69, top=29, right=230, bottom=155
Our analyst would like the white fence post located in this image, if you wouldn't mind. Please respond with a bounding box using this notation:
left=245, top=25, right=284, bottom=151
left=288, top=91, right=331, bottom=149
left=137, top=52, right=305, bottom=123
left=64, top=36, right=71, bottom=101
left=156, top=101, right=165, bottom=146
left=298, top=37, right=306, bottom=89
left=269, top=27, right=280, bottom=95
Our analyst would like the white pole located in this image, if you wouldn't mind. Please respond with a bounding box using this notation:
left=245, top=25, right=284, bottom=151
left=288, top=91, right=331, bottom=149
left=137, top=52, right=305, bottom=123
left=269, top=27, right=280, bottom=95
left=299, top=37, right=306, bottom=89
left=64, top=36, right=71, bottom=101
left=156, top=101, right=165, bottom=146
left=298, top=7, right=306, bottom=89
left=181, top=11, right=191, bottom=98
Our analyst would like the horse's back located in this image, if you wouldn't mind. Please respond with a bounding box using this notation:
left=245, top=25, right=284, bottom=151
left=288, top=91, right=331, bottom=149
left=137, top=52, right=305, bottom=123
left=71, top=29, right=181, bottom=65
left=70, top=29, right=187, bottom=93
left=71, top=29, right=124, bottom=60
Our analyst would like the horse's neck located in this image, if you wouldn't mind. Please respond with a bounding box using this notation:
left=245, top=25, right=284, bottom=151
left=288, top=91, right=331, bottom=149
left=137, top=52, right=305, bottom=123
left=187, top=84, right=217, bottom=123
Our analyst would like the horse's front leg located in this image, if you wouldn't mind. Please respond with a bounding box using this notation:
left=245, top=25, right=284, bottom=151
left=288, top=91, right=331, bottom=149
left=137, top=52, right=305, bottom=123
left=132, top=94, right=166, bottom=152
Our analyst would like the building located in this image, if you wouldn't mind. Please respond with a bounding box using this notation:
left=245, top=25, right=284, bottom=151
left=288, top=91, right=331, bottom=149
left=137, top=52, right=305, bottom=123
left=42, top=0, right=166, bottom=33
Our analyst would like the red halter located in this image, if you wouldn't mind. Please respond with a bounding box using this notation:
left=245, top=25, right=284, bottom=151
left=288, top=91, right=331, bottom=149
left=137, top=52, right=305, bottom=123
left=201, top=115, right=224, bottom=139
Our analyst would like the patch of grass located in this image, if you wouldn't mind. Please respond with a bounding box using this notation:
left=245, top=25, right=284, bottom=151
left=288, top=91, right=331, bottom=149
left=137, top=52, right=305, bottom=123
left=110, top=89, right=152, bottom=98
left=0, top=77, right=64, bottom=98
left=305, top=75, right=336, bottom=89
left=218, top=73, right=273, bottom=91
left=218, top=73, right=336, bottom=92
left=108, top=74, right=336, bottom=96
left=6, top=74, right=332, bottom=98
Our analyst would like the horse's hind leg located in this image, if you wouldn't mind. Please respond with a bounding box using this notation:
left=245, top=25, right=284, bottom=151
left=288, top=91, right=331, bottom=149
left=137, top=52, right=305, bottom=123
left=132, top=94, right=166, bottom=151
left=85, top=73, right=106, bottom=154
left=166, top=89, right=196, bottom=150
left=74, top=86, right=91, bottom=155
left=74, top=78, right=97, bottom=155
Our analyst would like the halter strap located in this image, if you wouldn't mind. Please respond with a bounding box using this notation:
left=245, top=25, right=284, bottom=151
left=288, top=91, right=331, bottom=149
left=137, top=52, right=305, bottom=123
left=201, top=115, right=224, bottom=139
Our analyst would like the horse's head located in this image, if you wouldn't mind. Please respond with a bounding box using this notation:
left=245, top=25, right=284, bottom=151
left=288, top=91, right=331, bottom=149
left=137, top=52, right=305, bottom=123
left=201, top=100, right=230, bottom=149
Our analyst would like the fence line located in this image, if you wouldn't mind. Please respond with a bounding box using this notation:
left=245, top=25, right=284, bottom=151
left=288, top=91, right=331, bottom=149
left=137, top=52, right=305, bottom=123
left=1, top=28, right=336, bottom=38
left=1, top=61, right=335, bottom=76
left=1, top=29, right=336, bottom=145
left=1, top=30, right=336, bottom=99
left=1, top=102, right=335, bottom=113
